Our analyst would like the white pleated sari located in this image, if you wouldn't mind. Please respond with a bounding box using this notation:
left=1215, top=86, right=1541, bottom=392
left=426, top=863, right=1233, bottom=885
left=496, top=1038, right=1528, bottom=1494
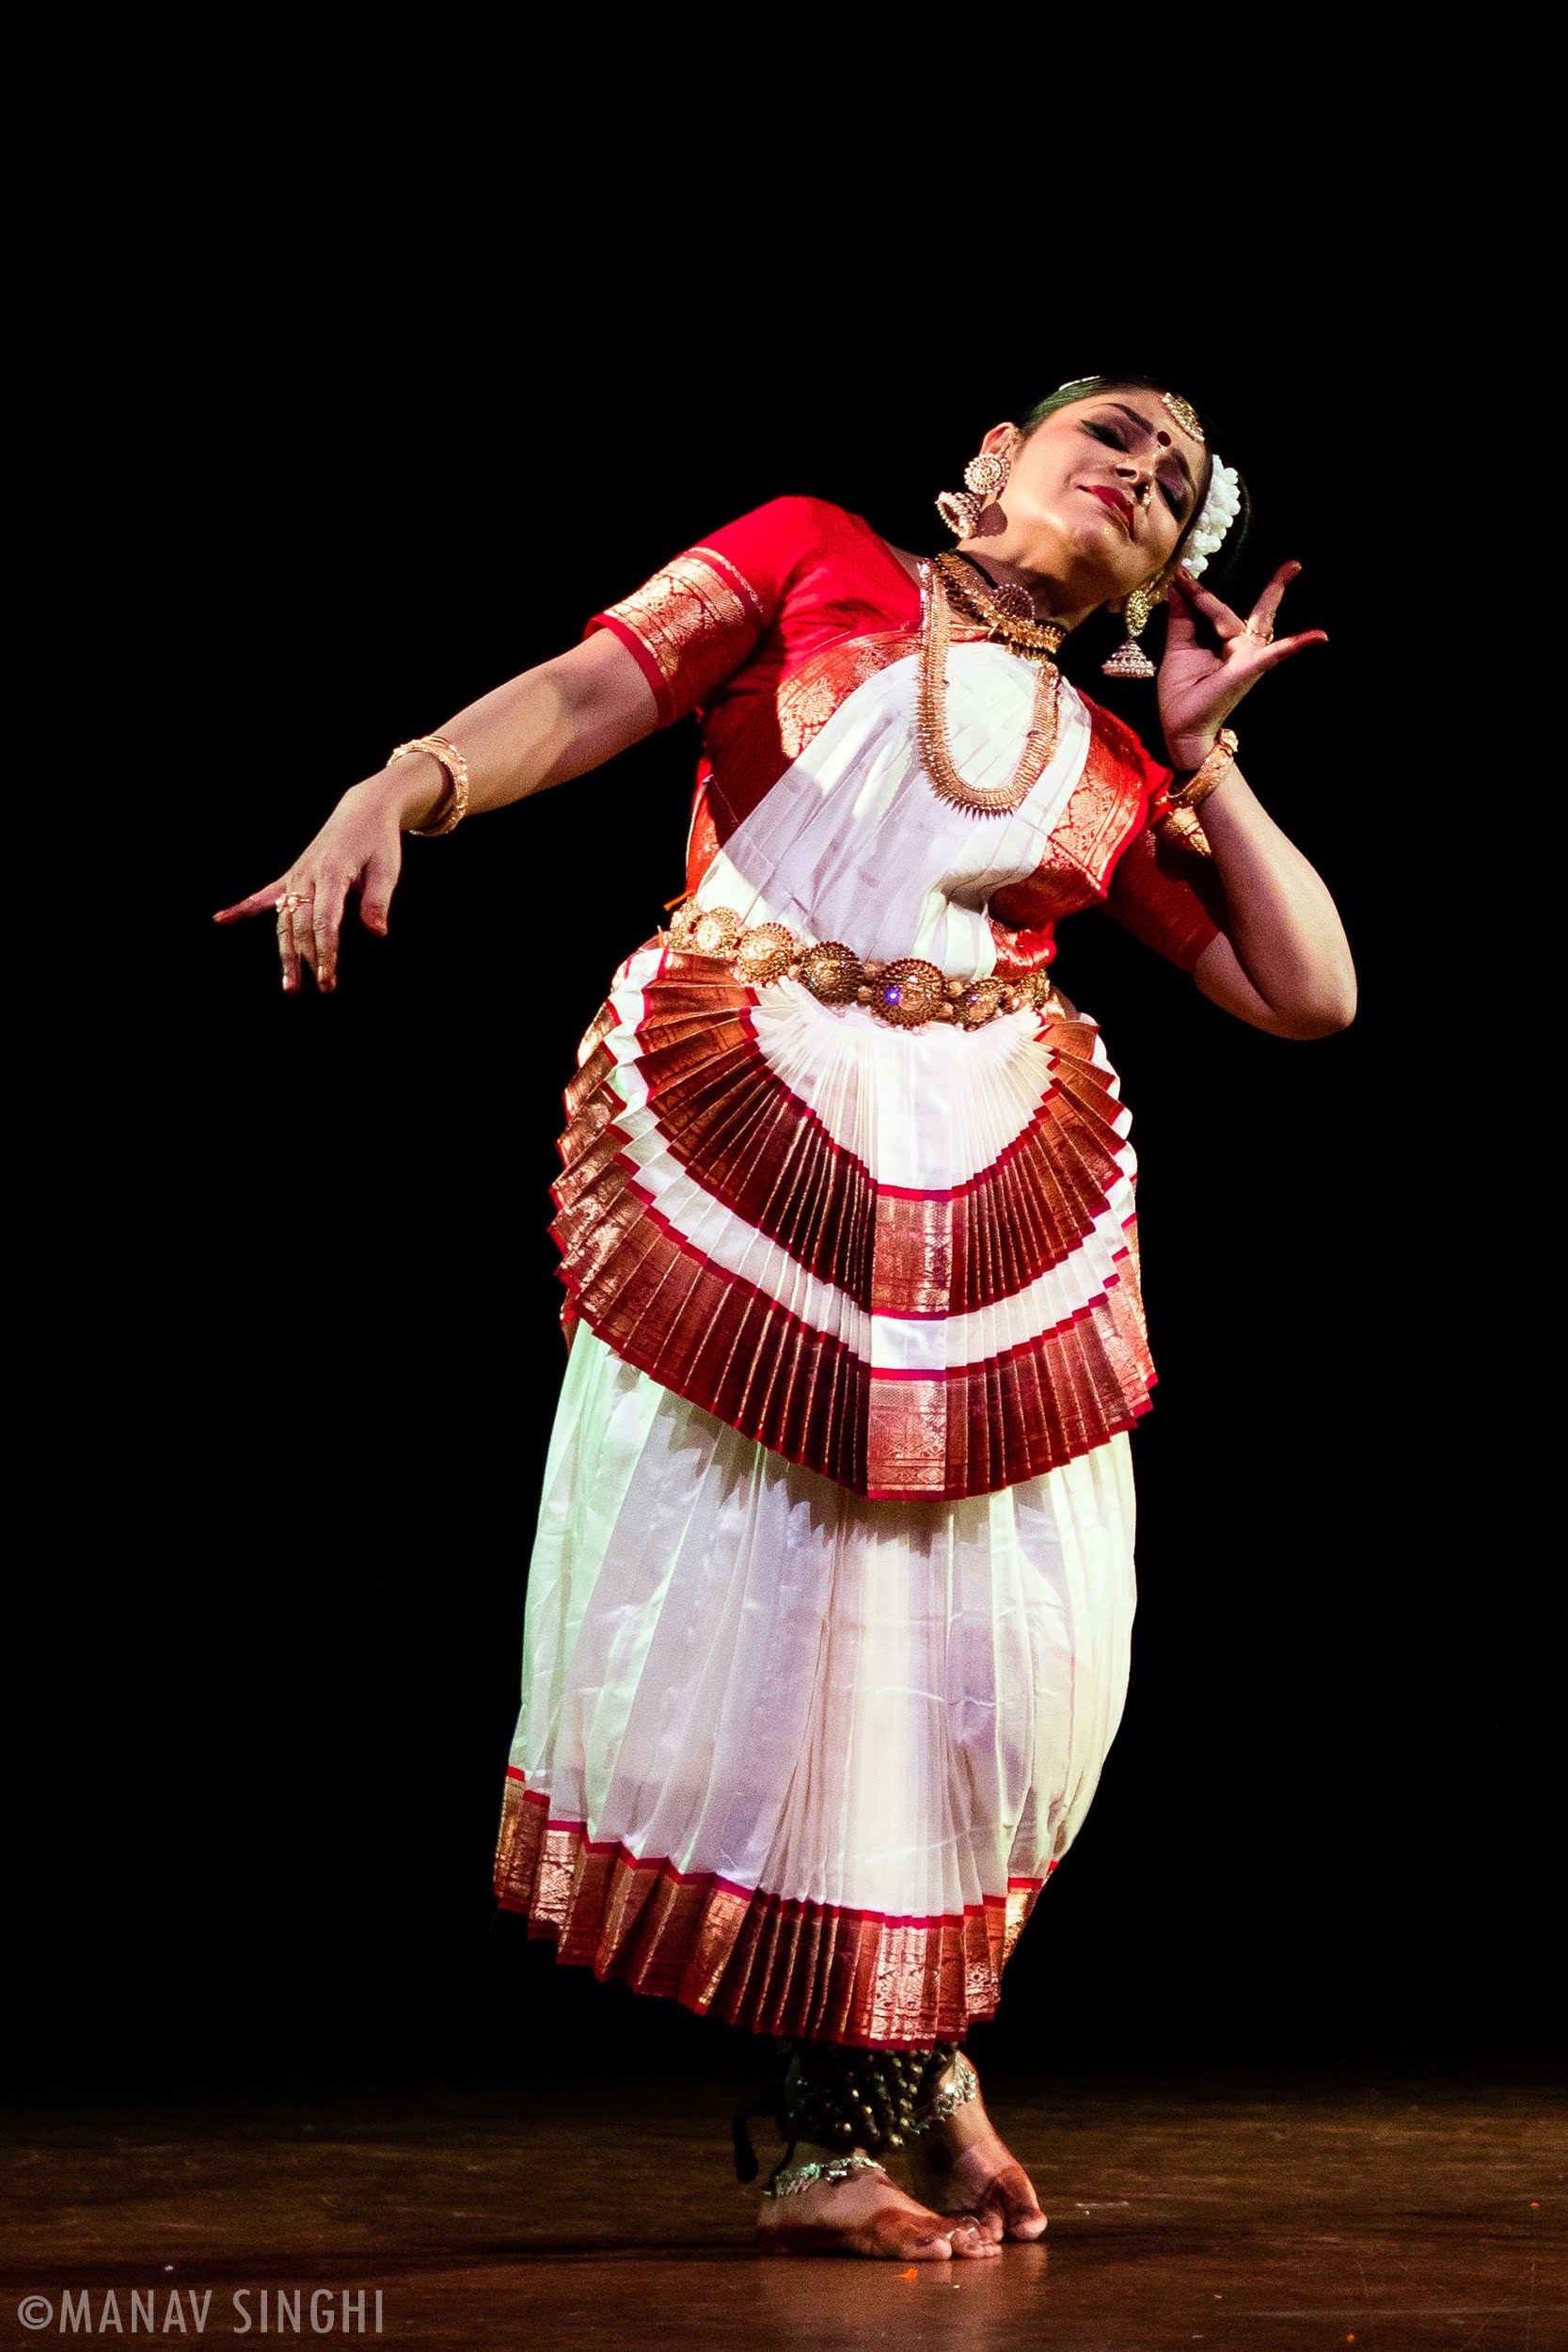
left=497, top=628, right=1148, bottom=2045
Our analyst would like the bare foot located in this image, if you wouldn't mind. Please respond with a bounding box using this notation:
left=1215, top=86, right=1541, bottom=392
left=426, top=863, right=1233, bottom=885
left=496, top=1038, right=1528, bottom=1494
left=755, top=2149, right=1001, bottom=2261
left=909, top=2062, right=1048, bottom=2243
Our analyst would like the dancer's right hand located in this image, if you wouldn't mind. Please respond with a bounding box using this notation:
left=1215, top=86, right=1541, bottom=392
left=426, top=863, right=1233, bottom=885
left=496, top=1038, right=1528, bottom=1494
left=212, top=765, right=431, bottom=993
left=212, top=634, right=662, bottom=992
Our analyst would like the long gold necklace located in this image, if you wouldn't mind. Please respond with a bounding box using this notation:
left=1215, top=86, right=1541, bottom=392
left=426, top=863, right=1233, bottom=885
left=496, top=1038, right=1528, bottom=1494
left=917, top=560, right=1063, bottom=818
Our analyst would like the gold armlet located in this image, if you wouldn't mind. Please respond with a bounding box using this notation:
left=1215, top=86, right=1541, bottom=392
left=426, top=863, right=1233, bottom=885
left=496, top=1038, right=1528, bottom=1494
left=389, top=735, right=471, bottom=835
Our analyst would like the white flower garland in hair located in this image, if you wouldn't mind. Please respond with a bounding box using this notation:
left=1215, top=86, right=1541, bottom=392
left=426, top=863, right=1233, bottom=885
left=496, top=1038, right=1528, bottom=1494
left=1180, top=459, right=1241, bottom=578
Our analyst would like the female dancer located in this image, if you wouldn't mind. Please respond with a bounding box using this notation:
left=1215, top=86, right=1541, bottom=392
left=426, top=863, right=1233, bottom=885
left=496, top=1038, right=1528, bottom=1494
left=216, top=376, right=1354, bottom=2261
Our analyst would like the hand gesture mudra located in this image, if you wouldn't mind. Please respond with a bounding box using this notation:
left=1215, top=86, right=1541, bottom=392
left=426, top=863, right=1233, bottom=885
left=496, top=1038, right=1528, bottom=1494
left=1157, top=561, right=1328, bottom=771
left=211, top=766, right=429, bottom=992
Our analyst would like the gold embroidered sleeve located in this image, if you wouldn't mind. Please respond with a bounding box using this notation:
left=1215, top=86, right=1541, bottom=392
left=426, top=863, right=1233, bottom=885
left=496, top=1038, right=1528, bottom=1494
left=596, top=549, right=765, bottom=723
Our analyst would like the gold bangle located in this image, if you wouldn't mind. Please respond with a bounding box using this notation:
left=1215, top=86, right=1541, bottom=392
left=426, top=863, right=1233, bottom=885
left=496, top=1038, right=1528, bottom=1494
left=389, top=735, right=470, bottom=835
left=1166, top=726, right=1238, bottom=812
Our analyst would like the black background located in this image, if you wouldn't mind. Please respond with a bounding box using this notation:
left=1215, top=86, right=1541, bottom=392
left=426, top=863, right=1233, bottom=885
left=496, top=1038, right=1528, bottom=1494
left=16, top=105, right=1556, bottom=2112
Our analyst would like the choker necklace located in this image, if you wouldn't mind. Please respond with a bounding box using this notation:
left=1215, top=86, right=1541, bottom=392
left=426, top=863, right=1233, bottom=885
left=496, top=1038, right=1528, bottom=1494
left=933, top=552, right=1068, bottom=658
left=917, top=561, right=1062, bottom=818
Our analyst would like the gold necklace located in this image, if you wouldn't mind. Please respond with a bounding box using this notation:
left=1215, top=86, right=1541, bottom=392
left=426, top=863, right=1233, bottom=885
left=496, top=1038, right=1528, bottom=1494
left=917, top=561, right=1062, bottom=818
left=932, top=552, right=1068, bottom=657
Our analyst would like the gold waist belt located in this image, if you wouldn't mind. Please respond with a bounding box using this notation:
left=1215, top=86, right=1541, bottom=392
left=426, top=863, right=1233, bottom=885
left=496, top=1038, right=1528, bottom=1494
left=664, top=900, right=1061, bottom=1032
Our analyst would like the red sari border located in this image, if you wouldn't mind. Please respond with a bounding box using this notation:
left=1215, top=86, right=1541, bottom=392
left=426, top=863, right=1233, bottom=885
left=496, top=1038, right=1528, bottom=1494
left=557, top=1148, right=1153, bottom=1499
left=550, top=950, right=1155, bottom=1500
left=608, top=977, right=1125, bottom=1317
left=495, top=1772, right=1051, bottom=2048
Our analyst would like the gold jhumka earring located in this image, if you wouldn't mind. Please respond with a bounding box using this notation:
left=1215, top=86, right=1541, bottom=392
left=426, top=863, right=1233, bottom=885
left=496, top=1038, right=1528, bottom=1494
left=1101, top=581, right=1160, bottom=678
left=935, top=446, right=1010, bottom=541
left=1100, top=389, right=1204, bottom=676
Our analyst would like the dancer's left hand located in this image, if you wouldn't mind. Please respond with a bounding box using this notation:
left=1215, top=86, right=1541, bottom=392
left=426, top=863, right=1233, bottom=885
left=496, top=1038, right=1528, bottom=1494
left=1158, top=563, right=1327, bottom=770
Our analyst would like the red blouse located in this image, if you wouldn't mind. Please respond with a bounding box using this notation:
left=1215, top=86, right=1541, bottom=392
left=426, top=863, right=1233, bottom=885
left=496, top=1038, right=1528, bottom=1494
left=589, top=495, right=1223, bottom=975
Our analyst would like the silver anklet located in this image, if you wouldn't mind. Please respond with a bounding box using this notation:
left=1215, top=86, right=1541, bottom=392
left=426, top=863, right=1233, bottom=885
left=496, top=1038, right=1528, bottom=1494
left=762, top=2151, right=888, bottom=2199
left=907, top=2051, right=980, bottom=2135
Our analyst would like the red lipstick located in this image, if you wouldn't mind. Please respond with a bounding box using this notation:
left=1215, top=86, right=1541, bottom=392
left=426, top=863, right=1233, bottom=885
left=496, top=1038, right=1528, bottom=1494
left=1085, top=485, right=1133, bottom=529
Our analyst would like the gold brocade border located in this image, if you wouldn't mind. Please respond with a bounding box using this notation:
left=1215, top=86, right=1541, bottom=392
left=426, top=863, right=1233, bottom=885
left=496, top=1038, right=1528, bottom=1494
left=603, top=552, right=762, bottom=719
left=495, top=1773, right=1048, bottom=2046
left=863, top=1248, right=1151, bottom=1497
left=549, top=952, right=1155, bottom=1502
left=774, top=628, right=922, bottom=760
left=703, top=626, right=925, bottom=836
left=1037, top=721, right=1145, bottom=901
left=987, top=705, right=1150, bottom=933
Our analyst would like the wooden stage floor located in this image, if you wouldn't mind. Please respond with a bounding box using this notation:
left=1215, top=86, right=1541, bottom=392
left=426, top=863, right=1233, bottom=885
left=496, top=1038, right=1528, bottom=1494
left=3, top=2079, right=1561, bottom=2349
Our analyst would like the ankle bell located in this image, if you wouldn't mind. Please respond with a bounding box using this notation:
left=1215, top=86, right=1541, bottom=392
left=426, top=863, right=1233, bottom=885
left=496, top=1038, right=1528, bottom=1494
left=907, top=2049, right=980, bottom=2136
left=772, top=2037, right=964, bottom=2158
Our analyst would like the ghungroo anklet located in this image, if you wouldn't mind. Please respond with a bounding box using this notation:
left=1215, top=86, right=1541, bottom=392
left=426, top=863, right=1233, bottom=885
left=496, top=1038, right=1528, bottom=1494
left=774, top=2038, right=962, bottom=2156
left=738, top=2041, right=974, bottom=2190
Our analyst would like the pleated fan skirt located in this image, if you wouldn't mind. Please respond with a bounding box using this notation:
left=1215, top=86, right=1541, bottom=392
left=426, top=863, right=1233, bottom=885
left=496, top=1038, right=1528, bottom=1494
left=495, top=1326, right=1137, bottom=2046
left=549, top=941, right=1157, bottom=1503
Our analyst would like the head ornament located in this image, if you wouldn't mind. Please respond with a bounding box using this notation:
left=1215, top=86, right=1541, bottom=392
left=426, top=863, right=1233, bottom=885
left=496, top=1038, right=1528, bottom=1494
left=1160, top=389, right=1206, bottom=444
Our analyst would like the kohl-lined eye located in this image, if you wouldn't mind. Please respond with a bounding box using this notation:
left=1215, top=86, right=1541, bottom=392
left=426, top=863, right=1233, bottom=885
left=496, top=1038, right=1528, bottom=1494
left=1087, top=418, right=1187, bottom=519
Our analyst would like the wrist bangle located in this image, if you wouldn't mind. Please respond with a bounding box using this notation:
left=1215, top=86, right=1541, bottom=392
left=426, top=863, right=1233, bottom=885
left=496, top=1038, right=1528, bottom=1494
left=1166, top=726, right=1238, bottom=812
left=388, top=735, right=470, bottom=835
